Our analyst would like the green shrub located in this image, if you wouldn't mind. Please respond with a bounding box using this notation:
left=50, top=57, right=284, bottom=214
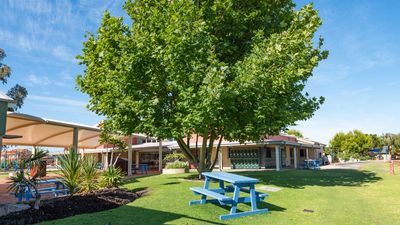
left=164, top=152, right=186, bottom=162
left=165, top=161, right=187, bottom=169
left=80, top=156, right=98, bottom=192
left=58, top=149, right=81, bottom=196
left=99, top=166, right=123, bottom=188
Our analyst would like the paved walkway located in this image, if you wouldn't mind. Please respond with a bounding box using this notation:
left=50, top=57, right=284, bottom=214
left=0, top=172, right=62, bottom=205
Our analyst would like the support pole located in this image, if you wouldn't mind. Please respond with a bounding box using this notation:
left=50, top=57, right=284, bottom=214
left=72, top=127, right=79, bottom=152
left=128, top=134, right=133, bottom=176
left=158, top=139, right=163, bottom=171
left=294, top=147, right=298, bottom=169
left=275, top=145, right=280, bottom=171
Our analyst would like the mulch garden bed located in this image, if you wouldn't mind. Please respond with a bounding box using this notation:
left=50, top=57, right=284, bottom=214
left=0, top=188, right=145, bottom=225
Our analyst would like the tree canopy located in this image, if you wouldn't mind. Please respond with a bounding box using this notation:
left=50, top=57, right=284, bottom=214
left=287, top=129, right=304, bottom=138
left=77, top=0, right=328, bottom=173
left=328, top=130, right=400, bottom=160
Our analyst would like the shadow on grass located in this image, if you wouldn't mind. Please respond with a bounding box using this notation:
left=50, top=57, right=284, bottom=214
left=236, top=169, right=382, bottom=189
left=110, top=205, right=227, bottom=225
left=163, top=182, right=181, bottom=185
left=214, top=200, right=285, bottom=213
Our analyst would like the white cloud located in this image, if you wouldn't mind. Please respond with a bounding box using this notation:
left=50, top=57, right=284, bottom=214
left=27, top=74, right=51, bottom=86
left=26, top=74, right=70, bottom=87
left=52, top=45, right=77, bottom=63
left=28, top=95, right=87, bottom=108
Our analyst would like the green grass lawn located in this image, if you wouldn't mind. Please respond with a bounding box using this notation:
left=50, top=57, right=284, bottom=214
left=40, top=162, right=400, bottom=225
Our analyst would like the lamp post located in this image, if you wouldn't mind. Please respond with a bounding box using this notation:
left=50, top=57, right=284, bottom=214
left=0, top=91, right=14, bottom=171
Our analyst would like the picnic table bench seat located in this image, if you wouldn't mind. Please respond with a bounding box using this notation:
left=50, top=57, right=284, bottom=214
left=190, top=187, right=232, bottom=203
left=224, top=185, right=268, bottom=200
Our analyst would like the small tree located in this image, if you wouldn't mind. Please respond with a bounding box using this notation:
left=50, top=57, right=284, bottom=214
left=80, top=156, right=98, bottom=192
left=58, top=148, right=81, bottom=196
left=99, top=120, right=127, bottom=167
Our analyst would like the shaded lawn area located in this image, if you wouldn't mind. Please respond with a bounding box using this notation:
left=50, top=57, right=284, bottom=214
left=40, top=162, right=400, bottom=225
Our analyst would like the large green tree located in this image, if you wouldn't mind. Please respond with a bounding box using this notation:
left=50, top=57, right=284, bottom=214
left=77, top=0, right=328, bottom=174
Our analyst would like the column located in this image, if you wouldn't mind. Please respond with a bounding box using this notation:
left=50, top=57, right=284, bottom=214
left=294, top=147, right=298, bottom=169
left=285, top=146, right=291, bottom=167
left=218, top=148, right=223, bottom=171
left=306, top=148, right=309, bottom=160
left=275, top=145, right=280, bottom=171
left=81, top=148, right=85, bottom=158
left=135, top=151, right=139, bottom=167
left=127, top=134, right=133, bottom=176
left=158, top=140, right=163, bottom=171
left=260, top=147, right=266, bottom=169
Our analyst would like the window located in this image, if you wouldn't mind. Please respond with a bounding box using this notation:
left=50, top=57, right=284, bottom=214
left=300, top=149, right=306, bottom=157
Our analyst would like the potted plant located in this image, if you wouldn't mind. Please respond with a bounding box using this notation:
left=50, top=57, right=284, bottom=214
left=162, top=152, right=188, bottom=174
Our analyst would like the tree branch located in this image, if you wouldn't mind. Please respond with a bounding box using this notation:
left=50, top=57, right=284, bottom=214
left=176, top=138, right=198, bottom=167
left=210, top=135, right=223, bottom=170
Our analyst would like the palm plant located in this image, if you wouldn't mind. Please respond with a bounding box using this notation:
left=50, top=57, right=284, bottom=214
left=80, top=156, right=98, bottom=192
left=99, top=166, right=123, bottom=188
left=58, top=148, right=81, bottom=196
left=8, top=149, right=48, bottom=209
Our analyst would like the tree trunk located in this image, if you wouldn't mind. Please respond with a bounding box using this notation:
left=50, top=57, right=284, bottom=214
left=109, top=147, right=114, bottom=167
left=176, top=132, right=223, bottom=176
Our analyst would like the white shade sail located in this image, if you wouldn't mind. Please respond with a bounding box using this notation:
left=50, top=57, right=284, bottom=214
left=3, top=112, right=101, bottom=148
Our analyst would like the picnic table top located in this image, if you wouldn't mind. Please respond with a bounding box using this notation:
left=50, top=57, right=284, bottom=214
left=202, top=172, right=260, bottom=184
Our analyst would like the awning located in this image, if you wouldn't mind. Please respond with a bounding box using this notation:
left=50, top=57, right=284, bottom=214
left=3, top=112, right=101, bottom=148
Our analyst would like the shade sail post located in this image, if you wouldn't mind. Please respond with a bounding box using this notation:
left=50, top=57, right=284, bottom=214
left=72, top=127, right=79, bottom=152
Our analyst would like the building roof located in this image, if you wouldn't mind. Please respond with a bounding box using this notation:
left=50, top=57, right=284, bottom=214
left=0, top=91, right=14, bottom=103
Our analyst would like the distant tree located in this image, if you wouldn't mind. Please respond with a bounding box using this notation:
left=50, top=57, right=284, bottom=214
left=0, top=48, right=28, bottom=111
left=368, top=134, right=384, bottom=149
left=287, top=129, right=304, bottom=138
left=6, top=84, right=28, bottom=112
left=382, top=133, right=400, bottom=155
left=329, top=130, right=373, bottom=160
left=0, top=49, right=11, bottom=83
left=77, top=0, right=328, bottom=174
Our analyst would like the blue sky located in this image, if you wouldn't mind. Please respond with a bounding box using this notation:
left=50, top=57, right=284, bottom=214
left=0, top=0, right=399, bottom=144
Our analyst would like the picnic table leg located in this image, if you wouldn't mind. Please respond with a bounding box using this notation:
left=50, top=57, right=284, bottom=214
left=229, top=185, right=240, bottom=214
left=200, top=177, right=210, bottom=204
left=249, top=183, right=257, bottom=211
left=219, top=180, right=224, bottom=189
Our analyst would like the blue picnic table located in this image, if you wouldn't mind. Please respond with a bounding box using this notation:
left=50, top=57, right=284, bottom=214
left=189, top=172, right=268, bottom=220
left=303, top=159, right=320, bottom=170
left=12, top=178, right=68, bottom=203
left=131, top=164, right=148, bottom=174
